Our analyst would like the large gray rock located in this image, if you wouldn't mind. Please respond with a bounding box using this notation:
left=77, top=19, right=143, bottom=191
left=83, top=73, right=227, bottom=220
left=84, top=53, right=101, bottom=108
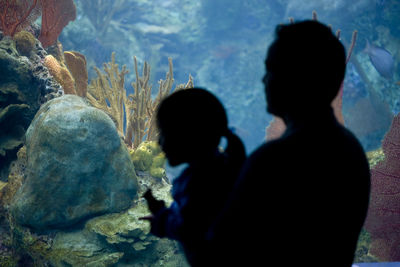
left=10, top=95, right=138, bottom=231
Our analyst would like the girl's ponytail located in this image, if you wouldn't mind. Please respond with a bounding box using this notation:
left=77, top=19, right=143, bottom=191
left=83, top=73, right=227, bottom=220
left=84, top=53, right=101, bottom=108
left=223, top=128, right=246, bottom=167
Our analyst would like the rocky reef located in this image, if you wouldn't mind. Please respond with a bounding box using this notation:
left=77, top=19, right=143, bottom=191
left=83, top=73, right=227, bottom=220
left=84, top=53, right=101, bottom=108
left=0, top=31, right=62, bottom=180
left=0, top=29, right=189, bottom=266
left=10, top=95, right=138, bottom=231
left=0, top=94, right=187, bottom=265
left=0, top=147, right=187, bottom=266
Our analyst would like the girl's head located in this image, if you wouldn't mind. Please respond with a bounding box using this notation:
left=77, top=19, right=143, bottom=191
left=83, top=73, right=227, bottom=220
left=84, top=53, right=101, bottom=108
left=156, top=88, right=228, bottom=166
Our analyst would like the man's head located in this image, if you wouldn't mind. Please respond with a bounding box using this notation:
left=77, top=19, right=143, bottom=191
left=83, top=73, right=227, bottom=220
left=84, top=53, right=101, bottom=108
left=263, top=20, right=346, bottom=118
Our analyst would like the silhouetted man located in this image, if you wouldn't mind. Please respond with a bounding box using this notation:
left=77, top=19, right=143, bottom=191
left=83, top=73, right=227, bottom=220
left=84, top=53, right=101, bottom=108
left=209, top=20, right=370, bottom=267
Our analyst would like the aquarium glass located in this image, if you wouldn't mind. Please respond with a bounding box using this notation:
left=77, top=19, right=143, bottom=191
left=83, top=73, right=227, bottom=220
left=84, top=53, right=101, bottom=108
left=0, top=0, right=399, bottom=265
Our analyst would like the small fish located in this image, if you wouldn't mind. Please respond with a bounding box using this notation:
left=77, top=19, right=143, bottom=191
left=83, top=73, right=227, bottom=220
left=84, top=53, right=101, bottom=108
left=364, top=40, right=395, bottom=80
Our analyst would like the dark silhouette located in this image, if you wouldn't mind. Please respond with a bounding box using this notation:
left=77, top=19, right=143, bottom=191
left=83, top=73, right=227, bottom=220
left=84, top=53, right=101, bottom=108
left=208, top=21, right=371, bottom=267
left=142, top=88, right=246, bottom=266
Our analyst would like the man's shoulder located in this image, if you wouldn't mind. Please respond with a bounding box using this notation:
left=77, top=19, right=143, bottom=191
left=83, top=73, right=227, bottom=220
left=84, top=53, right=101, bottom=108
left=244, top=139, right=286, bottom=169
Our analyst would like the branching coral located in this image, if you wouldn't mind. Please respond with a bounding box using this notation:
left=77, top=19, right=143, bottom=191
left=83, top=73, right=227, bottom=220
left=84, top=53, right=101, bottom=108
left=87, top=52, right=193, bottom=148
left=0, top=0, right=40, bottom=37
left=125, top=57, right=151, bottom=148
left=125, top=57, right=194, bottom=148
left=87, top=52, right=127, bottom=136
left=0, top=0, right=76, bottom=48
left=126, top=56, right=193, bottom=148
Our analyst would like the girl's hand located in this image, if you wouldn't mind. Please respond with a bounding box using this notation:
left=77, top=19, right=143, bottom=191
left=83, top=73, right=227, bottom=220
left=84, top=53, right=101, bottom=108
left=143, top=189, right=166, bottom=214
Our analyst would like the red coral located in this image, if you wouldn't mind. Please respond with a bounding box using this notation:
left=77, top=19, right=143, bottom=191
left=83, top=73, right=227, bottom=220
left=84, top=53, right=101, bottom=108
left=364, top=113, right=400, bottom=261
left=38, top=0, right=76, bottom=48
left=0, top=0, right=40, bottom=36
left=0, top=0, right=76, bottom=48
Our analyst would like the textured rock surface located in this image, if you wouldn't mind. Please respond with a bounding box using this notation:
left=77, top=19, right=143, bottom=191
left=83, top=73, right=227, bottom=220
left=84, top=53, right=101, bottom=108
left=0, top=36, right=41, bottom=179
left=0, top=34, right=62, bottom=180
left=2, top=169, right=187, bottom=266
left=42, top=171, right=186, bottom=267
left=10, top=95, right=138, bottom=231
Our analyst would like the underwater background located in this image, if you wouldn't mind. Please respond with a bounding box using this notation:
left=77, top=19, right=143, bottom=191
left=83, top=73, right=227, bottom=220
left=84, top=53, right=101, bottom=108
left=0, top=0, right=399, bottom=266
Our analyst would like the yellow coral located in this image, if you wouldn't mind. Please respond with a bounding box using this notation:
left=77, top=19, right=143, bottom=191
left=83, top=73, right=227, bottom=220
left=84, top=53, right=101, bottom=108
left=150, top=153, right=166, bottom=179
left=130, top=141, right=166, bottom=178
left=64, top=51, right=88, bottom=97
left=0, top=181, right=7, bottom=192
left=131, top=145, right=153, bottom=171
left=152, top=153, right=166, bottom=168
left=366, top=148, right=385, bottom=168
left=44, top=55, right=76, bottom=95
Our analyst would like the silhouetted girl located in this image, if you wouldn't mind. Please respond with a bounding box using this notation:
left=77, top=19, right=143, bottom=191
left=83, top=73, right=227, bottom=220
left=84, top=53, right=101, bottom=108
left=142, top=88, right=245, bottom=266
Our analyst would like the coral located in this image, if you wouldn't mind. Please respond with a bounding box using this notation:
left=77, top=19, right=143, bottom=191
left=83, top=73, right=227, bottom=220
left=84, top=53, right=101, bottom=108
left=0, top=146, right=27, bottom=266
left=64, top=51, right=88, bottom=97
left=0, top=0, right=76, bottom=48
left=0, top=0, right=40, bottom=37
left=125, top=57, right=152, bottom=149
left=87, top=52, right=127, bottom=136
left=130, top=145, right=153, bottom=172
left=366, top=148, right=385, bottom=169
left=43, top=54, right=76, bottom=94
left=354, top=229, right=380, bottom=263
left=130, top=141, right=166, bottom=179
left=38, top=0, right=76, bottom=48
left=126, top=56, right=175, bottom=148
left=87, top=52, right=193, bottom=148
left=125, top=56, right=193, bottom=148
left=45, top=40, right=65, bottom=64
left=150, top=153, right=167, bottom=179
left=13, top=30, right=36, bottom=57
left=364, top=112, right=400, bottom=261
left=0, top=181, right=6, bottom=192
left=41, top=44, right=89, bottom=97
left=2, top=169, right=185, bottom=266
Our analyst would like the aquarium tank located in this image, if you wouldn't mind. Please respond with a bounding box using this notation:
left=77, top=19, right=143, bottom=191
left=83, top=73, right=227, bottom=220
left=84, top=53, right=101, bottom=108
left=0, top=0, right=399, bottom=266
